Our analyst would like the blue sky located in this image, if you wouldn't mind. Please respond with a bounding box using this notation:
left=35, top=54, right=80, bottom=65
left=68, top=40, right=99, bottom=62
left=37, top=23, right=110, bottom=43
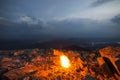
left=0, top=0, right=120, bottom=39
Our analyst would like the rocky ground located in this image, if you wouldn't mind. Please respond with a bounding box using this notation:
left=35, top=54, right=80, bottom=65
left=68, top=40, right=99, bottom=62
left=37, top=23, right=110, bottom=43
left=0, top=46, right=120, bottom=80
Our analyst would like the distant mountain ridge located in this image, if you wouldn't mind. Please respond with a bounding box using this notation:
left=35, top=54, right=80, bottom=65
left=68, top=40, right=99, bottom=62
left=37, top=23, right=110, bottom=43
left=0, top=38, right=120, bottom=50
left=31, top=38, right=120, bottom=50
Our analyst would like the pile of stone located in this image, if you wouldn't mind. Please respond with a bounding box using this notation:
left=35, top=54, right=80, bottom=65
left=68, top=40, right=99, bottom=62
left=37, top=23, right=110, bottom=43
left=0, top=47, right=119, bottom=80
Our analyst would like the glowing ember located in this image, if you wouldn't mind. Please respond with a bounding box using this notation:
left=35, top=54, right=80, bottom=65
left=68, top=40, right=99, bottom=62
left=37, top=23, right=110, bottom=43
left=60, top=55, right=70, bottom=68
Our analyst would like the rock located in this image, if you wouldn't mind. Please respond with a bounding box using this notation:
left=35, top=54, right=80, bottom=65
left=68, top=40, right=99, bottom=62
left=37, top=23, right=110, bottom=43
left=0, top=47, right=119, bottom=79
left=99, top=46, right=120, bottom=76
left=0, top=69, right=8, bottom=78
left=97, top=57, right=112, bottom=77
left=14, top=50, right=24, bottom=56
left=53, top=50, right=63, bottom=56
left=1, top=58, right=12, bottom=62
left=3, top=64, right=38, bottom=80
left=30, top=50, right=37, bottom=56
left=1, top=62, right=16, bottom=70
left=85, top=75, right=97, bottom=80
left=1, top=75, right=10, bottom=80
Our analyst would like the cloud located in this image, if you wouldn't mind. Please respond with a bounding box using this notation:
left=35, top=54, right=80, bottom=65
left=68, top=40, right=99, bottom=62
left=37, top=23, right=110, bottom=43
left=19, top=16, right=43, bottom=25
left=111, top=14, right=120, bottom=24
left=91, top=0, right=113, bottom=7
left=44, top=18, right=117, bottom=38
left=111, top=14, right=120, bottom=27
left=110, top=14, right=120, bottom=37
left=20, top=16, right=33, bottom=23
left=0, top=16, right=119, bottom=39
left=0, top=16, right=44, bottom=39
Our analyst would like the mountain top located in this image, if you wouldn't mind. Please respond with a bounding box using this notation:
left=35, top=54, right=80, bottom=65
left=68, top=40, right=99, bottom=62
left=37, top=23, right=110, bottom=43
left=0, top=46, right=120, bottom=80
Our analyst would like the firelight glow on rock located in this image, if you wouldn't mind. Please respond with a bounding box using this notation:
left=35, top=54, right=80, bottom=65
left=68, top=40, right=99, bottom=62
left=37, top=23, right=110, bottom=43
left=60, top=55, right=70, bottom=68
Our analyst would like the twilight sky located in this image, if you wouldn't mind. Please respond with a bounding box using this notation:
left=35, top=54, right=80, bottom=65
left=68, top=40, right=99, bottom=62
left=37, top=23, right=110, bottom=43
left=0, top=0, right=120, bottom=40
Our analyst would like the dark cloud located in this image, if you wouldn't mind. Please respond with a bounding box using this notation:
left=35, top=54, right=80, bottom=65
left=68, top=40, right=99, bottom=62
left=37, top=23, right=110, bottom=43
left=44, top=18, right=117, bottom=38
left=0, top=16, right=119, bottom=40
left=0, top=16, right=44, bottom=39
left=111, top=14, right=120, bottom=24
left=110, top=14, right=120, bottom=37
left=91, top=0, right=112, bottom=7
